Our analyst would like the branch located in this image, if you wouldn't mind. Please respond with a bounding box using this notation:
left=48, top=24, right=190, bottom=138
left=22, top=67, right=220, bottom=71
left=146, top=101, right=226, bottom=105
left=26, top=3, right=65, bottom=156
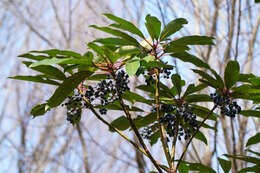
left=230, top=118, right=238, bottom=171
left=117, top=94, right=163, bottom=173
left=8, top=1, right=55, bottom=47
left=223, top=0, right=237, bottom=63
left=76, top=124, right=91, bottom=173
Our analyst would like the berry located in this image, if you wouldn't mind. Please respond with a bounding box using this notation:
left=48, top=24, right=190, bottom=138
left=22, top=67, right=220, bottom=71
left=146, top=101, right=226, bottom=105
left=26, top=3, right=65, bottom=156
left=99, top=108, right=107, bottom=115
left=161, top=104, right=175, bottom=113
left=210, top=92, right=241, bottom=117
left=161, top=67, right=172, bottom=79
left=140, top=127, right=153, bottom=139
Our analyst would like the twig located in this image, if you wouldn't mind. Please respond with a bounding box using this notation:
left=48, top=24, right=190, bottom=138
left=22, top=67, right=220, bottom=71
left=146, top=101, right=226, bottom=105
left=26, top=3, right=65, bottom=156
left=230, top=118, right=238, bottom=171
left=234, top=0, right=241, bottom=60
left=176, top=105, right=217, bottom=170
left=76, top=124, right=91, bottom=173
left=78, top=90, right=148, bottom=157
left=117, top=94, right=163, bottom=173
left=155, top=70, right=173, bottom=169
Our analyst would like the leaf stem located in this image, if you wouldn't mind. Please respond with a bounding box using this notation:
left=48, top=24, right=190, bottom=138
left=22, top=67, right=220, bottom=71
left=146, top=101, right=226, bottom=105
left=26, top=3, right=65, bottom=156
left=175, top=105, right=217, bottom=170
left=78, top=89, right=148, bottom=157
left=171, top=114, right=180, bottom=162
left=109, top=73, right=163, bottom=173
left=155, top=70, right=174, bottom=169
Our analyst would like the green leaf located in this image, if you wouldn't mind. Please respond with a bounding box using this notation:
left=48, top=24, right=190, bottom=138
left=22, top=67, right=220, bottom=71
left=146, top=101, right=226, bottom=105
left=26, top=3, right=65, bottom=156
left=109, top=116, right=130, bottom=132
left=183, top=83, right=207, bottom=97
left=29, top=58, right=68, bottom=67
left=18, top=53, right=49, bottom=61
left=29, top=57, right=92, bottom=68
left=246, top=149, right=260, bottom=157
left=255, top=0, right=260, bottom=3
left=89, top=25, right=140, bottom=46
left=238, top=165, right=260, bottom=173
left=187, top=162, right=216, bottom=173
left=171, top=74, right=182, bottom=96
left=240, top=110, right=260, bottom=118
left=103, top=13, right=144, bottom=38
left=164, top=43, right=190, bottom=53
left=170, top=35, right=214, bottom=45
left=194, top=131, right=208, bottom=145
left=88, top=42, right=105, bottom=57
left=192, top=105, right=217, bottom=121
left=122, top=91, right=153, bottom=105
left=160, top=18, right=188, bottom=41
left=9, top=75, right=60, bottom=85
left=29, top=64, right=66, bottom=80
left=246, top=132, right=260, bottom=147
left=134, top=113, right=157, bottom=129
left=160, top=81, right=176, bottom=98
left=87, top=74, right=108, bottom=81
left=199, top=121, right=217, bottom=131
left=136, top=84, right=154, bottom=93
left=30, top=103, right=50, bottom=117
left=238, top=73, right=255, bottom=83
left=30, top=49, right=82, bottom=58
left=116, top=46, right=140, bottom=56
left=224, top=154, right=260, bottom=164
left=209, top=68, right=224, bottom=90
left=47, top=71, right=93, bottom=108
left=231, top=85, right=252, bottom=93
left=145, top=14, right=161, bottom=40
left=96, top=101, right=144, bottom=112
left=125, top=57, right=140, bottom=76
left=140, top=59, right=171, bottom=68
left=171, top=52, right=210, bottom=69
left=94, top=37, right=133, bottom=46
left=185, top=94, right=212, bottom=103
left=178, top=162, right=189, bottom=173
left=250, top=77, right=260, bottom=86
left=218, top=157, right=231, bottom=173
left=245, top=88, right=260, bottom=94
left=224, top=61, right=240, bottom=89
left=192, top=69, right=220, bottom=89
left=150, top=131, right=160, bottom=146
left=143, top=55, right=155, bottom=62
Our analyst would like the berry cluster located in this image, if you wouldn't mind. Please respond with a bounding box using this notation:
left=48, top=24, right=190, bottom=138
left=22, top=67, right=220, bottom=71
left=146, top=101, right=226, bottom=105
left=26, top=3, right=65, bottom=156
left=161, top=66, right=173, bottom=79
left=63, top=70, right=130, bottom=124
left=161, top=104, right=175, bottom=113
left=160, top=104, right=198, bottom=141
left=86, top=70, right=129, bottom=105
left=142, top=62, right=173, bottom=86
left=140, top=126, right=154, bottom=139
left=62, top=93, right=83, bottom=125
left=85, top=70, right=129, bottom=111
left=210, top=93, right=241, bottom=117
left=99, top=108, right=108, bottom=115
left=145, top=75, right=155, bottom=86
left=115, top=70, right=130, bottom=94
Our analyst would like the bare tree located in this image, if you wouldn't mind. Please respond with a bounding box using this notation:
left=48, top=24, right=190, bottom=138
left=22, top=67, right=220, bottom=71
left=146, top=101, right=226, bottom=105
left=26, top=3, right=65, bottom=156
left=0, top=0, right=259, bottom=173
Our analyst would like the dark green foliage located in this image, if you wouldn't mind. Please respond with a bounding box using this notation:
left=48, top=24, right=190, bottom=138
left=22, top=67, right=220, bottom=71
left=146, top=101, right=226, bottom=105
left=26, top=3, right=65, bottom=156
left=218, top=157, right=231, bottom=173
left=246, top=132, right=260, bottom=147
left=145, top=15, right=161, bottom=40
